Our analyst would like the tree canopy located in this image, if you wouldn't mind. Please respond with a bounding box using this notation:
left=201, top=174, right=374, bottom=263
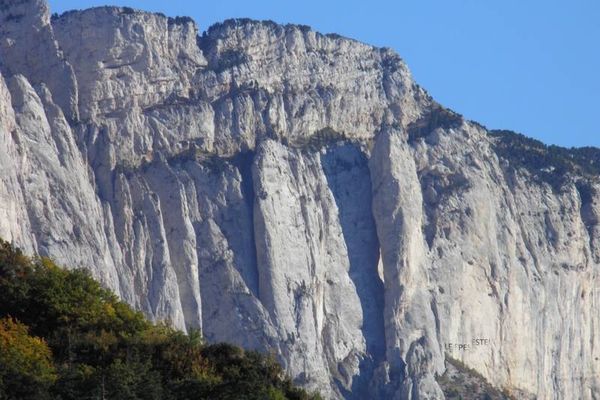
left=0, top=240, right=320, bottom=400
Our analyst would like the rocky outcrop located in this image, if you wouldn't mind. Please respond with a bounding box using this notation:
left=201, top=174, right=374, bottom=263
left=0, top=1, right=598, bottom=398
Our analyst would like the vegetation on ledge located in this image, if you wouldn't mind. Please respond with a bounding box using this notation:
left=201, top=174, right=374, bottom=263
left=489, top=129, right=600, bottom=189
left=407, top=103, right=464, bottom=143
left=0, top=240, right=320, bottom=400
left=287, top=127, right=349, bottom=151
left=437, top=355, right=515, bottom=400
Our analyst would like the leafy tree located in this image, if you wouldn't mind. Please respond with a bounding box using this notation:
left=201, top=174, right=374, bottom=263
left=0, top=317, right=56, bottom=399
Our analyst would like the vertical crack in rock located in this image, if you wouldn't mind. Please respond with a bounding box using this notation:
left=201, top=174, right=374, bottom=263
left=253, top=139, right=389, bottom=397
left=232, top=151, right=260, bottom=297
left=321, top=143, right=386, bottom=396
left=369, top=127, right=444, bottom=399
left=143, top=158, right=202, bottom=331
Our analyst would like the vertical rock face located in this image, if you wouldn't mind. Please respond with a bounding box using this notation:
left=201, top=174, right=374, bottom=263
left=0, top=1, right=598, bottom=398
left=252, top=140, right=386, bottom=395
left=0, top=0, right=78, bottom=120
left=370, top=128, right=444, bottom=399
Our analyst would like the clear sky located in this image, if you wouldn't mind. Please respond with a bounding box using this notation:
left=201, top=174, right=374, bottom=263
left=48, top=0, right=600, bottom=148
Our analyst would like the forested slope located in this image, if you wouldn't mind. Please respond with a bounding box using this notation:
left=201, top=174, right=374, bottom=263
left=0, top=240, right=320, bottom=400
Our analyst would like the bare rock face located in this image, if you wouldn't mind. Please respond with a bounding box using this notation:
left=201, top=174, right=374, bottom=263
left=0, top=1, right=599, bottom=398
left=0, top=0, right=78, bottom=120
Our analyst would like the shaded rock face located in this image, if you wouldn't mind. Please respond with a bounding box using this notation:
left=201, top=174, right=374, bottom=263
left=0, top=1, right=599, bottom=398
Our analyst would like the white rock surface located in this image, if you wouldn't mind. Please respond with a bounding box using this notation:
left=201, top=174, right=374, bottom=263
left=0, top=1, right=598, bottom=398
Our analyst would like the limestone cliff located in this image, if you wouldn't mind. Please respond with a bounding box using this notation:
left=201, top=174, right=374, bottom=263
left=0, top=1, right=598, bottom=398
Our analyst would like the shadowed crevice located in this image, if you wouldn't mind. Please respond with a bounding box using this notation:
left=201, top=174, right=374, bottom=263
left=321, top=143, right=386, bottom=397
left=231, top=151, right=260, bottom=297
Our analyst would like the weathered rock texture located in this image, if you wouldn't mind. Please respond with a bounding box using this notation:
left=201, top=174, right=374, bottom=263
left=0, top=1, right=598, bottom=398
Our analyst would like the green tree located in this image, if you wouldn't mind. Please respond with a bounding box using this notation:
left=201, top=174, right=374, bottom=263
left=0, top=317, right=57, bottom=399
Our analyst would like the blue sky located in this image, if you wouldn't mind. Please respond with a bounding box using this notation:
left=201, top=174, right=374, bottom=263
left=49, top=0, right=600, bottom=148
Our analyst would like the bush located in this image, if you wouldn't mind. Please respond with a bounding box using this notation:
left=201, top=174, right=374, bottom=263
left=407, top=103, right=463, bottom=142
left=0, top=317, right=56, bottom=400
